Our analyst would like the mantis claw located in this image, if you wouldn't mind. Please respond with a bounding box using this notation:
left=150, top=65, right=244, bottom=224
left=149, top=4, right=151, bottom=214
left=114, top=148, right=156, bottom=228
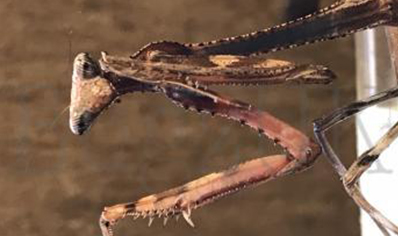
left=182, top=209, right=195, bottom=228
left=163, top=217, right=169, bottom=226
left=148, top=217, right=154, bottom=227
left=99, top=213, right=115, bottom=236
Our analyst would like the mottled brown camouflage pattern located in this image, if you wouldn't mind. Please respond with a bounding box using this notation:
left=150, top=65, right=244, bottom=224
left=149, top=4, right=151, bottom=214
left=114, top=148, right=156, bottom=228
left=68, top=0, right=398, bottom=235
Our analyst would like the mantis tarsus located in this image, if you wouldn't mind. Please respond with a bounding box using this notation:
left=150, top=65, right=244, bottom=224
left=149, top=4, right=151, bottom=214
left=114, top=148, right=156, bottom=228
left=68, top=0, right=398, bottom=235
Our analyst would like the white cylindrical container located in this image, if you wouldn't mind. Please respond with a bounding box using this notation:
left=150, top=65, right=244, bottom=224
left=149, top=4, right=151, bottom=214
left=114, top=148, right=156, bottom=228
left=355, top=28, right=398, bottom=235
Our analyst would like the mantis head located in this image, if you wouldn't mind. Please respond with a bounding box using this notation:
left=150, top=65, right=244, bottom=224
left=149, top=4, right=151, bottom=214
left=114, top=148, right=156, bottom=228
left=69, top=53, right=118, bottom=135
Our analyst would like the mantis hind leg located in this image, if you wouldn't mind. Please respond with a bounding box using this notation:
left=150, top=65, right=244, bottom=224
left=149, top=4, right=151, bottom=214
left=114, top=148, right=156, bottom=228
left=314, top=85, right=398, bottom=235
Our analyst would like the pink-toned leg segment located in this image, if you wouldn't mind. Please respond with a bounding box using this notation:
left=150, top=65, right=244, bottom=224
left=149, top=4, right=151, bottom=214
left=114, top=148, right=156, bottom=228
left=102, top=155, right=290, bottom=228
left=161, top=81, right=320, bottom=163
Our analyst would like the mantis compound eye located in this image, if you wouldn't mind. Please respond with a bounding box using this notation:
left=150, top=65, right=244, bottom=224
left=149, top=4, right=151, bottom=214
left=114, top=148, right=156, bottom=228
left=69, top=53, right=117, bottom=135
left=73, top=52, right=101, bottom=80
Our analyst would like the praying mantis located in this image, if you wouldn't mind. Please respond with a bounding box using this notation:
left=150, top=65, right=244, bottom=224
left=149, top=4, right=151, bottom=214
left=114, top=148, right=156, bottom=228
left=68, top=0, right=398, bottom=235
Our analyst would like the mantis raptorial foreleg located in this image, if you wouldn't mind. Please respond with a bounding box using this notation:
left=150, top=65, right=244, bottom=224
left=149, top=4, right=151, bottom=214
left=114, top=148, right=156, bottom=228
left=99, top=80, right=321, bottom=236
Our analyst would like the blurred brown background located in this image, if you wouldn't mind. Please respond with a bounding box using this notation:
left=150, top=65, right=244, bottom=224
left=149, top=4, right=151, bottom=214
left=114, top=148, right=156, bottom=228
left=0, top=0, right=359, bottom=235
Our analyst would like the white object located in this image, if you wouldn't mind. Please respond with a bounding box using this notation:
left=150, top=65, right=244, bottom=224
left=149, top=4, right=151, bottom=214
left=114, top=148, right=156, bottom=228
left=355, top=28, right=398, bottom=236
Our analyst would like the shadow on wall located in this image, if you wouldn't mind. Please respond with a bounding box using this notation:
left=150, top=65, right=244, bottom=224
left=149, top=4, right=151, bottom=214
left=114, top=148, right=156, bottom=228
left=284, top=0, right=320, bottom=21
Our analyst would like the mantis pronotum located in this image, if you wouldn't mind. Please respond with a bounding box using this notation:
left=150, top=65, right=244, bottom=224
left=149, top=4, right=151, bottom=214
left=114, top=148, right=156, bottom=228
left=68, top=0, right=398, bottom=235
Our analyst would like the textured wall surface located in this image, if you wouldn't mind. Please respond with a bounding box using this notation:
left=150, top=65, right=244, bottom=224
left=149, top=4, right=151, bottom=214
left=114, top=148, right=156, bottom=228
left=0, top=0, right=359, bottom=235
